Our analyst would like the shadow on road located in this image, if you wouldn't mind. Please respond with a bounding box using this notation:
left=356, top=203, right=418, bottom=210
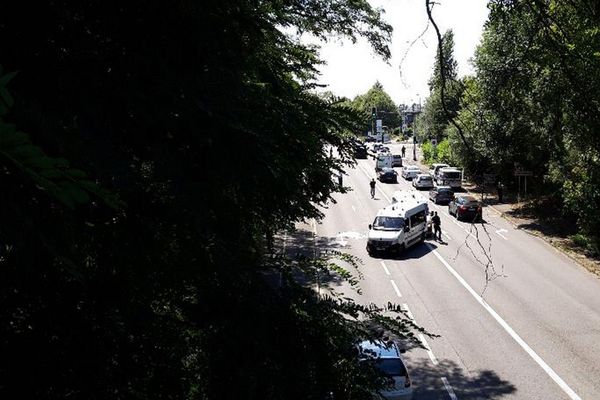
left=408, top=358, right=517, bottom=400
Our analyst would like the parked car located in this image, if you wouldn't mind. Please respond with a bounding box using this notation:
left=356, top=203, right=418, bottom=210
left=365, top=136, right=376, bottom=143
left=401, top=165, right=421, bottom=180
left=378, top=167, right=398, bottom=183
left=372, top=143, right=383, bottom=152
left=448, top=195, right=482, bottom=222
left=412, top=174, right=434, bottom=190
left=358, top=340, right=413, bottom=400
left=429, top=186, right=454, bottom=204
left=391, top=154, right=403, bottom=168
left=435, top=167, right=462, bottom=189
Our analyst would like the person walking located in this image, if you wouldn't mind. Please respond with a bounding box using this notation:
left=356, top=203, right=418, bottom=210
left=401, top=145, right=406, bottom=158
left=432, top=211, right=442, bottom=241
left=369, top=178, right=376, bottom=199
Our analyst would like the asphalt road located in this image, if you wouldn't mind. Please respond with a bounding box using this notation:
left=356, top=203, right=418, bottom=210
left=294, top=142, right=600, bottom=399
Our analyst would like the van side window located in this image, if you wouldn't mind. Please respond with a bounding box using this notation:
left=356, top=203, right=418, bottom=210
left=409, top=210, right=426, bottom=227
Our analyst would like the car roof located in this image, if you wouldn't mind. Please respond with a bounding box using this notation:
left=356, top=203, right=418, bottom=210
left=435, top=186, right=452, bottom=191
left=457, top=195, right=478, bottom=201
left=381, top=167, right=394, bottom=171
left=416, top=174, right=431, bottom=178
left=358, top=340, right=399, bottom=359
left=439, top=167, right=461, bottom=172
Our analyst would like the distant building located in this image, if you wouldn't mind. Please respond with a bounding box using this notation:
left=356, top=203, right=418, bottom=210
left=399, top=103, right=422, bottom=130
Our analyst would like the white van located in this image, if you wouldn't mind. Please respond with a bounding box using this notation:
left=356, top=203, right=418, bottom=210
left=367, top=192, right=429, bottom=255
left=428, top=163, right=449, bottom=180
left=436, top=167, right=463, bottom=188
left=375, top=153, right=393, bottom=171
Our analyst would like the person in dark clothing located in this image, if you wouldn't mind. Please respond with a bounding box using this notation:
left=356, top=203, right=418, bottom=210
left=369, top=178, right=376, bottom=199
left=497, top=181, right=504, bottom=203
left=401, top=145, right=406, bottom=158
left=432, top=211, right=442, bottom=241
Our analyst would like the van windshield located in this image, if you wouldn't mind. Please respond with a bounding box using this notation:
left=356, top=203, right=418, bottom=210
left=440, top=171, right=461, bottom=179
left=373, top=217, right=404, bottom=231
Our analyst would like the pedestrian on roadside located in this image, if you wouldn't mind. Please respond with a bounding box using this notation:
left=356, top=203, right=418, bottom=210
left=432, top=211, right=442, bottom=241
left=369, top=178, right=376, bottom=199
left=338, top=172, right=343, bottom=187
left=497, top=181, right=504, bottom=203
left=401, top=145, right=406, bottom=158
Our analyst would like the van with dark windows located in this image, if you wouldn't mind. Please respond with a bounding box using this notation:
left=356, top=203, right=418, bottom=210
left=435, top=167, right=462, bottom=189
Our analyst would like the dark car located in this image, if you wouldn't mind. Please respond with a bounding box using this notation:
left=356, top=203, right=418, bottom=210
left=377, top=167, right=398, bottom=183
left=429, top=186, right=454, bottom=204
left=449, top=195, right=482, bottom=222
left=354, top=144, right=368, bottom=159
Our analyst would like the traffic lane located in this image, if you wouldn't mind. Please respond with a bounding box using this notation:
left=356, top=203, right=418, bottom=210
left=384, top=243, right=574, bottom=399
left=419, top=199, right=598, bottom=399
left=342, top=162, right=530, bottom=398
left=350, top=164, right=584, bottom=398
left=436, top=218, right=600, bottom=400
left=321, top=165, right=461, bottom=399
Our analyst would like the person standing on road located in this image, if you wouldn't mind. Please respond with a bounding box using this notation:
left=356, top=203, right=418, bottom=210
left=401, top=145, right=406, bottom=158
left=369, top=178, right=376, bottom=199
left=432, top=211, right=442, bottom=241
left=497, top=181, right=504, bottom=203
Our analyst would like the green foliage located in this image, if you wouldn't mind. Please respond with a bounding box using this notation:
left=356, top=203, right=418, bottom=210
left=0, top=1, right=420, bottom=399
left=421, top=139, right=454, bottom=166
left=350, top=81, right=401, bottom=134
left=415, top=30, right=463, bottom=144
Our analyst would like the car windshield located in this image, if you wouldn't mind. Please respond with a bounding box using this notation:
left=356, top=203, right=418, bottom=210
left=420, top=176, right=432, bottom=181
left=439, top=189, right=453, bottom=194
left=376, top=359, right=408, bottom=377
left=373, top=217, right=404, bottom=231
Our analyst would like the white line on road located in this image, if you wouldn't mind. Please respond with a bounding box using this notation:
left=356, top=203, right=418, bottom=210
left=418, top=333, right=438, bottom=365
left=442, top=230, right=452, bottom=241
left=351, top=204, right=357, bottom=213
left=390, top=279, right=402, bottom=297
left=401, top=303, right=415, bottom=321
left=495, top=229, right=508, bottom=240
left=427, top=243, right=582, bottom=400
left=380, top=261, right=391, bottom=276
left=441, top=377, right=458, bottom=400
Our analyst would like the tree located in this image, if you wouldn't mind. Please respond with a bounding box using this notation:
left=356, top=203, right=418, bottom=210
left=352, top=81, right=401, bottom=134
left=0, top=1, right=426, bottom=399
left=416, top=30, right=463, bottom=143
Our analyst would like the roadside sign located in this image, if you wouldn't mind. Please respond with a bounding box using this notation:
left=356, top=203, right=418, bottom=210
left=514, top=170, right=533, bottom=176
left=376, top=119, right=383, bottom=133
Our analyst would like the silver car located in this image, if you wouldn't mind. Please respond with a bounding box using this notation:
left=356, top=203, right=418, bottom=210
left=401, top=165, right=420, bottom=180
left=412, top=174, right=434, bottom=190
left=358, top=340, right=413, bottom=400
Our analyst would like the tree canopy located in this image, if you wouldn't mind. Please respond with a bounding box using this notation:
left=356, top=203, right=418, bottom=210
left=0, top=1, right=424, bottom=399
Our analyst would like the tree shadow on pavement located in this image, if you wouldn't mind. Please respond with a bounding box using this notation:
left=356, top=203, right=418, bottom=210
left=407, top=358, right=517, bottom=400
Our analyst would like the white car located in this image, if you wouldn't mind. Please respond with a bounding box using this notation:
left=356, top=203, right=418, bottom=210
left=358, top=340, right=413, bottom=400
left=412, top=174, right=434, bottom=190
left=401, top=165, right=421, bottom=180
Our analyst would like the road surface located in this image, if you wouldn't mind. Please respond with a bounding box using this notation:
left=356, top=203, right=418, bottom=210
left=293, top=142, right=600, bottom=399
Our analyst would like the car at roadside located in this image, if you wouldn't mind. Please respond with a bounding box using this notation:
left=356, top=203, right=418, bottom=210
left=412, top=174, right=434, bottom=190
left=401, top=165, right=420, bottom=180
left=448, top=195, right=482, bottom=222
left=358, top=340, right=413, bottom=400
left=378, top=167, right=398, bottom=183
left=391, top=154, right=403, bottom=168
left=429, top=186, right=454, bottom=204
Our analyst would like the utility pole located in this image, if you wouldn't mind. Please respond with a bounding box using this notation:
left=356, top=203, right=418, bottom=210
left=371, top=107, right=377, bottom=142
